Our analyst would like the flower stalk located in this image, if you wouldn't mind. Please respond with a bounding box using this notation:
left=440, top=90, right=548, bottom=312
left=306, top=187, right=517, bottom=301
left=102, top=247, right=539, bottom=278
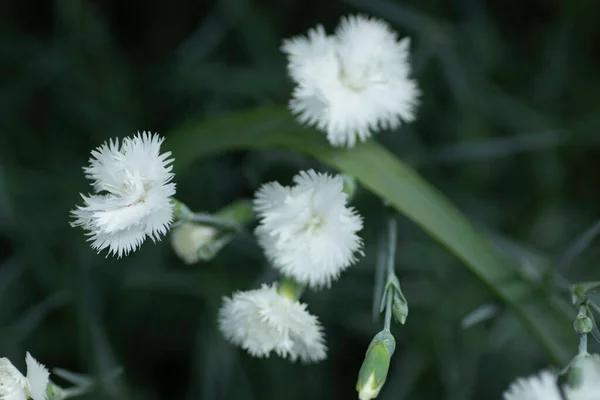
left=357, top=211, right=408, bottom=399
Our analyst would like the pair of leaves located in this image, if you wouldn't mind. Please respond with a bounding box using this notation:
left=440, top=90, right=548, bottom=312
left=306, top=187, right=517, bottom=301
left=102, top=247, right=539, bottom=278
left=166, top=106, right=576, bottom=364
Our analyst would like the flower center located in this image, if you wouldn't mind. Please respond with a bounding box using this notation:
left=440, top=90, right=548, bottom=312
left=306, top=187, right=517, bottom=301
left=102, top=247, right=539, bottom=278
left=337, top=56, right=386, bottom=92
left=304, top=213, right=325, bottom=234
left=338, top=64, right=370, bottom=92
left=124, top=178, right=149, bottom=207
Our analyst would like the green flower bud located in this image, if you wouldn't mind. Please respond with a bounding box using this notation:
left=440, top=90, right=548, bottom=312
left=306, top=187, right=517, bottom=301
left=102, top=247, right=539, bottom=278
left=392, top=293, right=408, bottom=325
left=571, top=282, right=600, bottom=306
left=380, top=275, right=409, bottom=325
left=574, top=315, right=594, bottom=335
left=356, top=330, right=396, bottom=400
left=171, top=222, right=233, bottom=263
left=170, top=200, right=254, bottom=264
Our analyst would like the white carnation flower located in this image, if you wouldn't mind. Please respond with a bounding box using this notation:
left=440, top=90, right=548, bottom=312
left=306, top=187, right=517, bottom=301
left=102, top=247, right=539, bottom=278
left=0, top=352, right=50, bottom=400
left=71, top=132, right=176, bottom=257
left=282, top=14, right=420, bottom=148
left=218, top=284, right=326, bottom=363
left=564, top=355, right=600, bottom=400
left=254, top=170, right=363, bottom=288
left=503, top=370, right=562, bottom=400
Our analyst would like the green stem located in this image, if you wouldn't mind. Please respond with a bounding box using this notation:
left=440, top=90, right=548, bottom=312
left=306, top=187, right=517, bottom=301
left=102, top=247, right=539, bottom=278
left=372, top=225, right=388, bottom=319
left=386, top=215, right=397, bottom=281
left=383, top=213, right=398, bottom=331
left=579, top=333, right=588, bottom=354
left=185, top=212, right=242, bottom=231
left=384, top=287, right=393, bottom=331
left=172, top=199, right=242, bottom=231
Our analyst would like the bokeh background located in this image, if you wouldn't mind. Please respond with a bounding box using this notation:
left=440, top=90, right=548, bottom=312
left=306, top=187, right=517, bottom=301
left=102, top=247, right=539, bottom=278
left=2, top=0, right=600, bottom=399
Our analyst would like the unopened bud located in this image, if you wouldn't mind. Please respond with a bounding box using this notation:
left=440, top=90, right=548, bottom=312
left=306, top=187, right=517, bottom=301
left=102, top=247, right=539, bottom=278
left=571, top=281, right=600, bottom=304
left=170, top=222, right=224, bottom=264
left=574, top=315, right=593, bottom=335
left=392, top=294, right=408, bottom=325
left=170, top=200, right=254, bottom=264
left=356, top=330, right=395, bottom=400
left=380, top=275, right=409, bottom=325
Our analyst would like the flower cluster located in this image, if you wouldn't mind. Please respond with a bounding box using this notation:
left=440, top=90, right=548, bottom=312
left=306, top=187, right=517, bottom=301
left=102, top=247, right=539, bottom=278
left=71, top=132, right=176, bottom=257
left=504, top=355, right=600, bottom=400
left=282, top=14, right=420, bottom=148
left=218, top=169, right=364, bottom=362
left=0, top=353, right=49, bottom=400
left=66, top=9, right=409, bottom=384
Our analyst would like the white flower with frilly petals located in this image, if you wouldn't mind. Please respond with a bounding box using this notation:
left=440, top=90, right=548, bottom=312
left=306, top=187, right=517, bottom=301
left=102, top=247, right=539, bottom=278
left=503, top=370, right=562, bottom=400
left=564, top=355, right=600, bottom=400
left=254, top=170, right=363, bottom=288
left=71, top=132, right=176, bottom=257
left=0, top=352, right=49, bottom=400
left=218, top=284, right=326, bottom=363
left=282, top=14, right=420, bottom=147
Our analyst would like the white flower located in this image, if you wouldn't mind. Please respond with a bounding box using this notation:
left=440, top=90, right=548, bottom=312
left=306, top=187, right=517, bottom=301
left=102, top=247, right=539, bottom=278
left=254, top=170, right=363, bottom=288
left=503, top=370, right=562, bottom=400
left=282, top=14, right=420, bottom=148
left=564, top=355, right=600, bottom=400
left=71, top=132, right=176, bottom=257
left=218, top=284, right=326, bottom=363
left=0, top=352, right=49, bottom=400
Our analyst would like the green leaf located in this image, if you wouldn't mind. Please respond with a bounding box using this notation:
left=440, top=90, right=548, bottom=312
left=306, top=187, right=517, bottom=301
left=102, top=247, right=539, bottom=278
left=167, top=106, right=576, bottom=364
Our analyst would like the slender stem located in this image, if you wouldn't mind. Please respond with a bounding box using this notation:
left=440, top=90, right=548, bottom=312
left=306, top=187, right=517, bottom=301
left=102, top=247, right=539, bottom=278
left=186, top=213, right=241, bottom=232
left=386, top=215, right=397, bottom=280
left=579, top=334, right=588, bottom=354
left=588, top=300, right=600, bottom=316
left=372, top=226, right=388, bottom=319
left=383, top=213, right=397, bottom=331
left=384, top=287, right=393, bottom=331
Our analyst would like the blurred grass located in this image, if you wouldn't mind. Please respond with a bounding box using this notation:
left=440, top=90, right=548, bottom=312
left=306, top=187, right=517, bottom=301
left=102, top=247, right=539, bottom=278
left=2, top=0, right=600, bottom=399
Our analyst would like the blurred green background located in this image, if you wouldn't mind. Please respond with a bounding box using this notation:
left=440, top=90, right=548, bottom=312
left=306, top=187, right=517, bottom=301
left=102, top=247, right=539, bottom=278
left=2, top=0, right=600, bottom=399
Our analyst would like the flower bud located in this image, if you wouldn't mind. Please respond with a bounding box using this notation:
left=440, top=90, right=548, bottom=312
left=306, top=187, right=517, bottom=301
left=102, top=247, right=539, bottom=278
left=571, top=282, right=600, bottom=304
left=356, top=330, right=396, bottom=400
left=170, top=200, right=254, bottom=264
left=574, top=315, right=593, bottom=335
left=380, top=275, right=409, bottom=325
left=392, top=293, right=408, bottom=325
left=170, top=222, right=223, bottom=264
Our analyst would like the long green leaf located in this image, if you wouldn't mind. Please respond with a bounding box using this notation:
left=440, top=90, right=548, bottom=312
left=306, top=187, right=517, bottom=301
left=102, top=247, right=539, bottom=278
left=167, top=106, right=576, bottom=364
